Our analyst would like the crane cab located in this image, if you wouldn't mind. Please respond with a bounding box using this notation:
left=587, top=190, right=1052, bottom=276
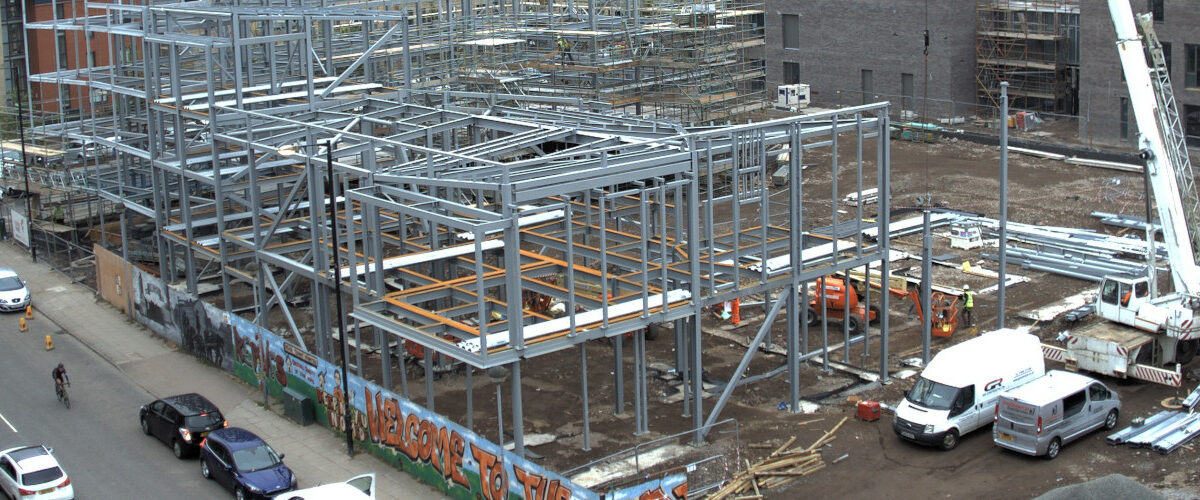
left=1095, top=275, right=1151, bottom=327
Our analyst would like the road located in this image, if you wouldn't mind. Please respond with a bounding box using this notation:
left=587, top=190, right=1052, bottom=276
left=0, top=314, right=230, bottom=499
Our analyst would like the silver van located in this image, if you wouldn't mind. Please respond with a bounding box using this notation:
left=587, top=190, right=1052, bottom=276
left=993, top=370, right=1120, bottom=459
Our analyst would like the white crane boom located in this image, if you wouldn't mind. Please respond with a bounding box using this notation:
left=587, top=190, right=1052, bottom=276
left=1109, top=0, right=1200, bottom=294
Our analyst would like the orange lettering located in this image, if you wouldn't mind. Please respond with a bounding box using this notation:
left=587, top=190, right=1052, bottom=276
left=449, top=431, right=468, bottom=488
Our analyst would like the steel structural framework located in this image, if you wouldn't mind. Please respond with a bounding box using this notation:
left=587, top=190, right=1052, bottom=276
left=21, top=0, right=892, bottom=458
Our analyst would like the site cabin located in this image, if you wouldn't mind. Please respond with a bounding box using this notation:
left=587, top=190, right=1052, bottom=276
left=993, top=370, right=1121, bottom=459
left=892, top=329, right=1045, bottom=451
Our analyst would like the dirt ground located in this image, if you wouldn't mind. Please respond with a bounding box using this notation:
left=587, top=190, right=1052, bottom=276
left=351, top=116, right=1200, bottom=499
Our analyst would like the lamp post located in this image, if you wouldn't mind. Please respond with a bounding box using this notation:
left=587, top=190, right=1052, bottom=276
left=12, top=3, right=34, bottom=263
left=283, top=140, right=352, bottom=456
left=488, top=366, right=510, bottom=446
left=324, top=141, right=354, bottom=457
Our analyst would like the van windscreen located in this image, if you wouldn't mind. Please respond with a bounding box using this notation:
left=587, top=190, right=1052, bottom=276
left=906, top=377, right=959, bottom=411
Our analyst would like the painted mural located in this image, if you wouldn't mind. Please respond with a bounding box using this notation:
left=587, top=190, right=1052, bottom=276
left=126, top=266, right=686, bottom=500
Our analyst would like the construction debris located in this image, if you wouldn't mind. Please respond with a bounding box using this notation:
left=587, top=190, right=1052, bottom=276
left=708, top=417, right=848, bottom=499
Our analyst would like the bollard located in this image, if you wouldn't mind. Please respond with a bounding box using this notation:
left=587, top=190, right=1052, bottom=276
left=731, top=298, right=741, bottom=325
left=19, top=317, right=27, bottom=332
left=45, top=335, right=54, bottom=350
left=25, top=305, right=32, bottom=319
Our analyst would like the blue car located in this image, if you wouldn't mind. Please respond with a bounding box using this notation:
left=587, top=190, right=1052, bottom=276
left=199, top=427, right=296, bottom=499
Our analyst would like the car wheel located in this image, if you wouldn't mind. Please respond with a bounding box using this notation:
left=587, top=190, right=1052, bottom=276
left=141, top=417, right=151, bottom=435
left=1105, top=409, right=1119, bottom=430
left=173, top=439, right=186, bottom=459
left=939, top=429, right=959, bottom=451
left=1045, top=437, right=1061, bottom=460
left=235, top=486, right=246, bottom=500
left=201, top=459, right=211, bottom=479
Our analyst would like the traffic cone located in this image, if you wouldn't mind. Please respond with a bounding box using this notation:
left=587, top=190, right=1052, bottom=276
left=25, top=305, right=32, bottom=319
left=45, top=335, right=54, bottom=350
left=19, top=317, right=27, bottom=332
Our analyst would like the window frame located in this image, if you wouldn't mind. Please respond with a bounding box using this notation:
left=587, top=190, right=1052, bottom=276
left=781, top=14, right=799, bottom=50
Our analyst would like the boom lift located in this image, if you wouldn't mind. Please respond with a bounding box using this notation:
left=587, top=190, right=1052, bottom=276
left=1044, top=0, right=1200, bottom=386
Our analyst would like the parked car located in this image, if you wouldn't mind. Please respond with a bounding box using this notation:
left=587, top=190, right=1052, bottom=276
left=273, top=473, right=375, bottom=499
left=0, top=267, right=31, bottom=313
left=200, top=427, right=296, bottom=499
left=993, top=370, right=1122, bottom=459
left=140, top=393, right=228, bottom=458
left=65, top=140, right=105, bottom=163
left=0, top=445, right=74, bottom=500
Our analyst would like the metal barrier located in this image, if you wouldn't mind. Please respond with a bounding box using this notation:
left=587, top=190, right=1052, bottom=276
left=28, top=220, right=95, bottom=292
left=562, top=418, right=742, bottom=495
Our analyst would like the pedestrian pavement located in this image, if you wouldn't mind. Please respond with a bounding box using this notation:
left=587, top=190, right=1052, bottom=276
left=0, top=241, right=445, bottom=498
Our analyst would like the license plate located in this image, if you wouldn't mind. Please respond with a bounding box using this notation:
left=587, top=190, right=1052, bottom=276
left=998, top=433, right=1014, bottom=442
left=901, top=431, right=915, bottom=439
left=39, top=486, right=56, bottom=494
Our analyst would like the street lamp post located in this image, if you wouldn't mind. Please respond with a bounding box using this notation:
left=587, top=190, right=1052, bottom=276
left=283, top=140, right=352, bottom=456
left=323, top=140, right=354, bottom=457
left=12, top=4, right=35, bottom=263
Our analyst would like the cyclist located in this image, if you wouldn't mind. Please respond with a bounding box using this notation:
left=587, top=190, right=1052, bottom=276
left=52, top=363, right=70, bottom=394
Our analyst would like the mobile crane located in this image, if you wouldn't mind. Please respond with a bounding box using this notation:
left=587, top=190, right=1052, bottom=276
left=1043, top=0, right=1200, bottom=386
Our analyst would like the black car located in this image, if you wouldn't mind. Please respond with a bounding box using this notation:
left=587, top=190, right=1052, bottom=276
left=200, top=427, right=296, bottom=499
left=140, top=393, right=228, bottom=458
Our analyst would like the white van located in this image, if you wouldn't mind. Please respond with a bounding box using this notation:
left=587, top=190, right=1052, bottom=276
left=993, top=370, right=1121, bottom=459
left=893, top=329, right=1045, bottom=450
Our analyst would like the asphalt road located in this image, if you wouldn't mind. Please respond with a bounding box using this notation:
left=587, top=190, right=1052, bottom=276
left=0, top=314, right=230, bottom=499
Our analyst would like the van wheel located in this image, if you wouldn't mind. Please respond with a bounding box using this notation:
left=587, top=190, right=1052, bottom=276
left=1104, top=409, right=1119, bottom=430
left=939, top=430, right=959, bottom=451
left=1045, top=437, right=1061, bottom=459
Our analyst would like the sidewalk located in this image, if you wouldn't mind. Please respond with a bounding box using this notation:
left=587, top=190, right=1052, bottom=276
left=0, top=241, right=444, bottom=498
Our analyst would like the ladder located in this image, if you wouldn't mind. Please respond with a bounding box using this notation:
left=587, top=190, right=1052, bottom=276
left=1136, top=13, right=1200, bottom=254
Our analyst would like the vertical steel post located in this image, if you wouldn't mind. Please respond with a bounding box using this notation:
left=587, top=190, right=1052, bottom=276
left=921, top=210, right=932, bottom=364
left=581, top=343, right=591, bottom=450
left=998, top=82, right=1009, bottom=329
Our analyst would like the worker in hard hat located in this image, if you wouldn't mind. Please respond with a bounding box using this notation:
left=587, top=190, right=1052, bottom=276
left=556, top=35, right=574, bottom=65
left=962, top=284, right=974, bottom=327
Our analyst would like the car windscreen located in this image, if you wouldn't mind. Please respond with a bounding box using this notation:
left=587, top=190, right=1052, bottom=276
left=231, top=445, right=281, bottom=472
left=0, top=276, right=23, bottom=291
left=22, top=466, right=63, bottom=486
left=905, top=377, right=960, bottom=411
left=185, top=413, right=223, bottom=428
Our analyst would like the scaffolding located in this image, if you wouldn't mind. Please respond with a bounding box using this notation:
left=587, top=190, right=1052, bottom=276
left=16, top=0, right=899, bottom=468
left=975, top=0, right=1079, bottom=113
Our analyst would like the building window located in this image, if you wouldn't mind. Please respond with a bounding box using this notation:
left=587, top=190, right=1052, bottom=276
left=782, top=14, right=799, bottom=49
left=1120, top=97, right=1130, bottom=140
left=861, top=69, right=873, bottom=105
left=1161, top=42, right=1172, bottom=76
left=60, top=83, right=71, bottom=111
left=89, top=51, right=96, bottom=68
left=1149, top=0, right=1164, bottom=22
left=783, top=62, right=800, bottom=85
left=1186, top=44, right=1200, bottom=88
left=55, top=3, right=64, bottom=19
left=901, top=73, right=914, bottom=112
left=57, top=33, right=68, bottom=70
left=1185, top=105, right=1200, bottom=147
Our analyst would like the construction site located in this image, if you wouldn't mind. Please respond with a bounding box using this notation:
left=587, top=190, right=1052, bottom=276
left=2, top=0, right=1200, bottom=498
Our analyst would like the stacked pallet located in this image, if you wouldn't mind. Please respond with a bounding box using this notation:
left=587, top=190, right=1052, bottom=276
left=709, top=417, right=848, bottom=499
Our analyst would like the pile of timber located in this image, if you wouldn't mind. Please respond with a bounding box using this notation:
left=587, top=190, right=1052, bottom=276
left=708, top=417, right=848, bottom=499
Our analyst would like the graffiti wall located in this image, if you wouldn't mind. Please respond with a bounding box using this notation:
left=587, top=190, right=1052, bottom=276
left=124, top=265, right=684, bottom=500
left=130, top=268, right=231, bottom=370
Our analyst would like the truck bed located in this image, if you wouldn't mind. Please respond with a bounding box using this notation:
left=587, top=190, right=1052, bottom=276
left=1068, top=321, right=1154, bottom=350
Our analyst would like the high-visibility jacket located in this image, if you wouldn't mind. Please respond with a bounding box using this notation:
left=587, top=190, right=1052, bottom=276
left=557, top=38, right=570, bottom=51
left=964, top=291, right=974, bottom=308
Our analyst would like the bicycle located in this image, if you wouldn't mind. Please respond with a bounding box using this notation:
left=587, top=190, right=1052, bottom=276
left=55, top=381, right=70, bottom=409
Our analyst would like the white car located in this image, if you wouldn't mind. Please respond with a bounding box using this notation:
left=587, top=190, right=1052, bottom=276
left=273, top=473, right=374, bottom=499
left=0, top=267, right=30, bottom=313
left=0, top=445, right=74, bottom=500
